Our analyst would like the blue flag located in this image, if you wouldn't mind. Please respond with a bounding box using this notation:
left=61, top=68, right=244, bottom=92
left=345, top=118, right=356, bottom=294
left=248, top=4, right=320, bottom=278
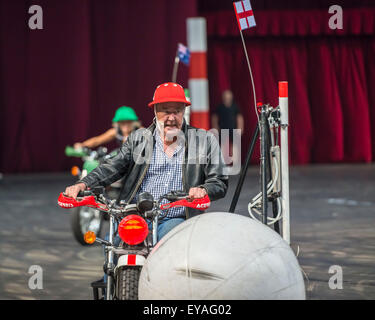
left=177, top=43, right=190, bottom=66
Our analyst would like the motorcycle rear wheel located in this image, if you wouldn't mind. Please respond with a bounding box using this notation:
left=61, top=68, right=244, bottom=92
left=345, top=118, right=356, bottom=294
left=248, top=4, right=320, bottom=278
left=116, top=267, right=141, bottom=300
left=71, top=207, right=103, bottom=246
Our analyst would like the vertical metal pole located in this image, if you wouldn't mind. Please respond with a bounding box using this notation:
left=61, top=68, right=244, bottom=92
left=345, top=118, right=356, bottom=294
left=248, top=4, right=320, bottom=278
left=172, top=52, right=180, bottom=83
left=229, top=125, right=259, bottom=213
left=266, top=119, right=280, bottom=233
left=239, top=31, right=259, bottom=125
left=106, top=215, right=115, bottom=300
left=260, top=106, right=268, bottom=224
left=152, top=214, right=159, bottom=246
left=279, top=81, right=290, bottom=244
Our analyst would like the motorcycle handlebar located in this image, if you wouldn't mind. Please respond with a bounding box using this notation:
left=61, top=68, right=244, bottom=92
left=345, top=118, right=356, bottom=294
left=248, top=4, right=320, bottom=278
left=77, top=186, right=106, bottom=198
left=77, top=190, right=94, bottom=197
left=163, top=191, right=189, bottom=201
left=64, top=146, right=89, bottom=158
left=60, top=188, right=208, bottom=216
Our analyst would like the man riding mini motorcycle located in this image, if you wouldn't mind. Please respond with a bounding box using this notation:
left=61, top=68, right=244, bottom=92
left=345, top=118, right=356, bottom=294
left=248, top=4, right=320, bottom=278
left=66, top=106, right=140, bottom=244
left=65, top=82, right=228, bottom=241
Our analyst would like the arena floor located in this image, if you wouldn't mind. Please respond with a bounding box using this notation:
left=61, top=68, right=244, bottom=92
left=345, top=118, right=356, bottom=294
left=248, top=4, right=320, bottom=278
left=0, top=164, right=374, bottom=300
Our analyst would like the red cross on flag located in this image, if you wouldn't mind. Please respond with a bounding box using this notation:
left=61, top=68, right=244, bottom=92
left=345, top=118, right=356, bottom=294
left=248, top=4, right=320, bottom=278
left=233, top=0, right=256, bottom=31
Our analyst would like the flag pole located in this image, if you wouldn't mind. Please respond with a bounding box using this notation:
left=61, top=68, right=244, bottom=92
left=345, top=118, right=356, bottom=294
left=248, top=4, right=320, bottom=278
left=239, top=30, right=259, bottom=124
left=239, top=27, right=268, bottom=227
left=172, top=47, right=180, bottom=83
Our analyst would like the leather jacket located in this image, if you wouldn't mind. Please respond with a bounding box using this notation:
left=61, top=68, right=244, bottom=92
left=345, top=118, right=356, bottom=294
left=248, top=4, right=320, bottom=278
left=79, top=120, right=228, bottom=219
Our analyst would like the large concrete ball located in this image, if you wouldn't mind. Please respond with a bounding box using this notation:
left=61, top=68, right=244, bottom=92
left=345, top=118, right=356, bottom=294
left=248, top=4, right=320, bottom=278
left=139, top=212, right=305, bottom=300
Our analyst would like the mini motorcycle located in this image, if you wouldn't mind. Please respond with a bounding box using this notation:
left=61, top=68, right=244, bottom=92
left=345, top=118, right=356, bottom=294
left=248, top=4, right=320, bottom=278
left=64, top=146, right=121, bottom=245
left=57, top=188, right=211, bottom=300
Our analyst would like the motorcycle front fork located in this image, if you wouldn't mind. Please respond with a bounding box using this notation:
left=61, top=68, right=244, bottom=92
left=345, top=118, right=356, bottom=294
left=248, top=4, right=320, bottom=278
left=104, top=213, right=158, bottom=300
left=106, top=214, right=115, bottom=300
left=152, top=214, right=159, bottom=246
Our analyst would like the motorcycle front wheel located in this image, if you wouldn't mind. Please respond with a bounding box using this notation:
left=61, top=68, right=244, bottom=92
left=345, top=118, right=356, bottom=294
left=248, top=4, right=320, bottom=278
left=116, top=267, right=141, bottom=300
left=71, top=207, right=103, bottom=246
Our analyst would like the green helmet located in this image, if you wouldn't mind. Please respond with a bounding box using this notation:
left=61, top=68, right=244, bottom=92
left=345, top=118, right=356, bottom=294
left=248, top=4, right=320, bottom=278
left=112, top=106, right=138, bottom=122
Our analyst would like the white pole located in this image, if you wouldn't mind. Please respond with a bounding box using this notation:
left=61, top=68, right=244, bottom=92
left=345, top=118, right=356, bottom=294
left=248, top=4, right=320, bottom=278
left=279, top=81, right=290, bottom=245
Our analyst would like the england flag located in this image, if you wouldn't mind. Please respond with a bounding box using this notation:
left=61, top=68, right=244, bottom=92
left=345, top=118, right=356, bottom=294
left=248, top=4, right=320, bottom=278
left=233, top=0, right=256, bottom=31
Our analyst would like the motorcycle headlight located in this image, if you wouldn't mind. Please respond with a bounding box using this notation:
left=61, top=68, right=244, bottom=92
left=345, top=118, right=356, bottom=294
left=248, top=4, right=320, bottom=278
left=118, top=215, right=148, bottom=245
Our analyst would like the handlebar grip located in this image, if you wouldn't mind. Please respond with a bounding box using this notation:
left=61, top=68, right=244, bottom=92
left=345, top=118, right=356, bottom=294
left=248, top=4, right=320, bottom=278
left=77, top=190, right=93, bottom=197
left=77, top=186, right=105, bottom=197
left=165, top=191, right=188, bottom=201
left=65, top=146, right=87, bottom=158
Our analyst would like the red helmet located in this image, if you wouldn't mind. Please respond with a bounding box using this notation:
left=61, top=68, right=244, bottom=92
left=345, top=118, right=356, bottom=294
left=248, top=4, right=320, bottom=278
left=148, top=82, right=191, bottom=107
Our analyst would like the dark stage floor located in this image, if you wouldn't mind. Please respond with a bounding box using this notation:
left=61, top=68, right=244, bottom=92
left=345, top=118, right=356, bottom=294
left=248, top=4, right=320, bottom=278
left=0, top=164, right=374, bottom=300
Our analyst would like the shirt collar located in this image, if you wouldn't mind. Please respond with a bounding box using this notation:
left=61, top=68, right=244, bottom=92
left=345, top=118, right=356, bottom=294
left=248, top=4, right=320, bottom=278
left=154, top=127, right=184, bottom=156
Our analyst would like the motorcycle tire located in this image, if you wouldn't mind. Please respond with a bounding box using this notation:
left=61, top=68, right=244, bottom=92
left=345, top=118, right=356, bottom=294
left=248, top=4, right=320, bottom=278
left=71, top=207, right=103, bottom=246
left=116, top=267, right=141, bottom=300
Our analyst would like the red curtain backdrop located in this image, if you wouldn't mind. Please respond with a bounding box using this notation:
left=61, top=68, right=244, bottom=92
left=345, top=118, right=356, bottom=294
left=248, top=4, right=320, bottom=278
left=203, top=7, right=375, bottom=164
left=0, top=0, right=196, bottom=173
left=1, top=0, right=374, bottom=173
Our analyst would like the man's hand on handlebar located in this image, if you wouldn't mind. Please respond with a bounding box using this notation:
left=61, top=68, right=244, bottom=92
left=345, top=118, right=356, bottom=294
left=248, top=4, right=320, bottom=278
left=188, top=187, right=207, bottom=200
left=64, top=183, right=86, bottom=199
left=73, top=142, right=83, bottom=150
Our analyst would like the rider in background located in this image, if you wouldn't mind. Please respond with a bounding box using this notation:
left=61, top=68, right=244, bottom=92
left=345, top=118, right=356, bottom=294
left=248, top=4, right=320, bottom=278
left=74, top=106, right=141, bottom=149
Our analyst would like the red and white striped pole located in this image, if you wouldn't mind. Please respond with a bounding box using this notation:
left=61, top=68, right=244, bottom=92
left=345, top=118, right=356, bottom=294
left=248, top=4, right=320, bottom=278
left=187, top=17, right=210, bottom=130
left=279, top=81, right=290, bottom=244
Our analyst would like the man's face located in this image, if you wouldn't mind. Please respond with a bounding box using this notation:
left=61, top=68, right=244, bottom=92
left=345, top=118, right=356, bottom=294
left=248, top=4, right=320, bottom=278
left=222, top=90, right=233, bottom=107
left=155, top=102, right=185, bottom=139
left=116, top=120, right=134, bottom=136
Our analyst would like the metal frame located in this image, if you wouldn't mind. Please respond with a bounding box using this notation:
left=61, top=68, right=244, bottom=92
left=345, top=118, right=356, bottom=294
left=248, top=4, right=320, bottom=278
left=229, top=82, right=290, bottom=244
